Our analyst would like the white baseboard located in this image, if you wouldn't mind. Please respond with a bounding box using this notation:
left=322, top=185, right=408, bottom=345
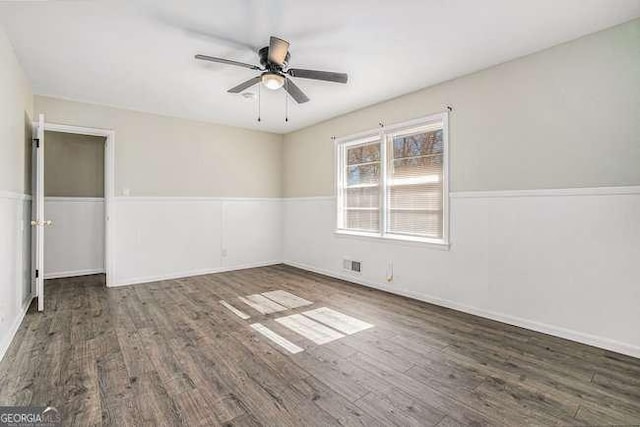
left=110, top=260, right=282, bottom=288
left=0, top=295, right=34, bottom=364
left=44, top=269, right=105, bottom=280
left=284, top=260, right=640, bottom=359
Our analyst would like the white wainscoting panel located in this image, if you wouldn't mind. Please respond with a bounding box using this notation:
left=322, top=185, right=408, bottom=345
left=111, top=197, right=282, bottom=287
left=283, top=189, right=640, bottom=358
left=0, top=193, right=33, bottom=363
left=222, top=200, right=283, bottom=268
left=44, top=197, right=105, bottom=279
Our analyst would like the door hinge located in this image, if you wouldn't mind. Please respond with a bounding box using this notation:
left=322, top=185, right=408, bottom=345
left=35, top=269, right=39, bottom=278
left=33, top=138, right=40, bottom=148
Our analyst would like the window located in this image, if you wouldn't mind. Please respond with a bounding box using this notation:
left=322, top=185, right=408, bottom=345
left=336, top=113, right=448, bottom=245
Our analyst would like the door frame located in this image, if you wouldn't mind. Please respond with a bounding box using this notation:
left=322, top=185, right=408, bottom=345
left=34, top=122, right=116, bottom=287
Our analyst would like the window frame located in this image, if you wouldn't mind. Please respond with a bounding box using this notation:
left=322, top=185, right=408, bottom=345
left=334, top=112, right=449, bottom=247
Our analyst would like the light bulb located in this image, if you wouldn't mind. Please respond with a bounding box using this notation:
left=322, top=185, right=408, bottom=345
left=261, top=72, right=285, bottom=90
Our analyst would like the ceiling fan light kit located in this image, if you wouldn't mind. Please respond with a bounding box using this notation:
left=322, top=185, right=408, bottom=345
left=262, top=72, right=285, bottom=90
left=195, top=35, right=349, bottom=122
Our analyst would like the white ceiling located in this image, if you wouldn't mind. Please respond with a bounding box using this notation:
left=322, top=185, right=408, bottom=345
left=1, top=0, right=639, bottom=133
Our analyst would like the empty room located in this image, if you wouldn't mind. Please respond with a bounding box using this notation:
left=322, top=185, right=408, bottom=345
left=1, top=1, right=639, bottom=426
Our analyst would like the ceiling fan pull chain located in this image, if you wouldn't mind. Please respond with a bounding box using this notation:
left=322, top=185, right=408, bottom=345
left=285, top=80, right=289, bottom=123
left=257, top=84, right=261, bottom=122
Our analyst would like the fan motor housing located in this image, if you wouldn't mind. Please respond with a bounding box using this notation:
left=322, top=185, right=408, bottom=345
left=258, top=46, right=290, bottom=70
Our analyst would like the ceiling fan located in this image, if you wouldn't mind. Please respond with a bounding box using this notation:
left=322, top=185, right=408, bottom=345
left=195, top=36, right=348, bottom=104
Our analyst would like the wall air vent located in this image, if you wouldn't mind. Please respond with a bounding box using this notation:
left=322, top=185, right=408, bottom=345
left=343, top=258, right=362, bottom=274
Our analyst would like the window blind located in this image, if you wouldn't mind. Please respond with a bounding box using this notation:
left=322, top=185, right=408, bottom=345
left=342, top=139, right=381, bottom=232
left=386, top=125, right=443, bottom=238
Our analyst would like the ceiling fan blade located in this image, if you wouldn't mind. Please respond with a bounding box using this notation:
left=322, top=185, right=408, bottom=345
left=228, top=76, right=262, bottom=93
left=195, top=54, right=261, bottom=71
left=268, top=36, right=290, bottom=66
left=284, top=78, right=310, bottom=104
left=287, top=68, right=348, bottom=84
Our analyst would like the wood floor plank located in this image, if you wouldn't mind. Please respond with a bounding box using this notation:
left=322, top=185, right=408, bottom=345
left=0, top=267, right=638, bottom=426
left=62, top=339, right=101, bottom=427
left=302, top=307, right=373, bottom=335
left=0, top=305, right=45, bottom=405
left=275, top=314, right=345, bottom=345
left=249, top=323, right=304, bottom=354
left=290, top=376, right=384, bottom=427
left=239, top=294, right=288, bottom=315
left=261, top=290, right=313, bottom=309
left=354, top=388, right=446, bottom=426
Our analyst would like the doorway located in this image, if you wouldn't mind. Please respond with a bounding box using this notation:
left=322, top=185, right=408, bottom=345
left=44, top=130, right=106, bottom=281
left=32, top=116, right=115, bottom=311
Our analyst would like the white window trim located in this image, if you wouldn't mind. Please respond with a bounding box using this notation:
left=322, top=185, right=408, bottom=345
left=334, top=112, right=450, bottom=248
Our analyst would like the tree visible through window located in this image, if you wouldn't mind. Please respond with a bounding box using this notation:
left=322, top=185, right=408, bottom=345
left=336, top=113, right=448, bottom=243
left=344, top=140, right=380, bottom=232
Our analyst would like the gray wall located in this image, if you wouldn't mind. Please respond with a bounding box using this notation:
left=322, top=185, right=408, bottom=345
left=283, top=19, right=640, bottom=197
left=0, top=28, right=32, bottom=194
left=44, top=131, right=105, bottom=197
left=35, top=96, right=284, bottom=198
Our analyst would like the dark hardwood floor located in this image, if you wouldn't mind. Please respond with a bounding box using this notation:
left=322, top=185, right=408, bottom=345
left=1, top=265, right=639, bottom=426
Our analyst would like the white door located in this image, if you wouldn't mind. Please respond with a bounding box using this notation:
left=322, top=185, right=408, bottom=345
left=31, top=113, right=48, bottom=311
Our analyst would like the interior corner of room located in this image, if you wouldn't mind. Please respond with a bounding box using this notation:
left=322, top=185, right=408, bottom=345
left=1, top=4, right=639, bottom=426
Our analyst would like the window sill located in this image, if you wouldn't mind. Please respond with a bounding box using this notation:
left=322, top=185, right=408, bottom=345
left=334, top=230, right=450, bottom=250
